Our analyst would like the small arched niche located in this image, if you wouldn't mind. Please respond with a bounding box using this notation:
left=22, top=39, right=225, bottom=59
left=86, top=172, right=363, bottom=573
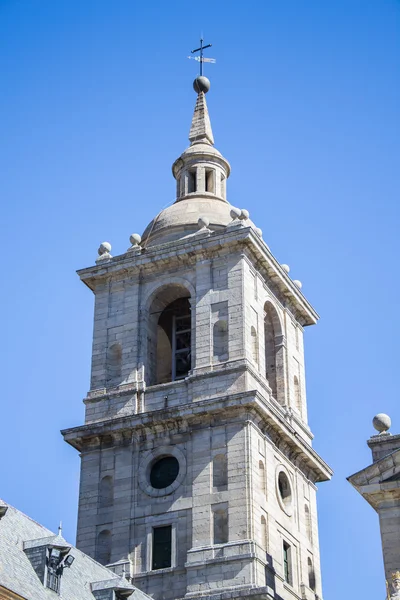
left=308, top=557, right=316, bottom=591
left=213, top=319, right=228, bottom=362
left=259, top=460, right=266, bottom=496
left=305, top=503, right=312, bottom=542
left=147, top=284, right=192, bottom=385
left=264, top=301, right=283, bottom=402
left=106, top=343, right=122, bottom=388
left=294, top=375, right=302, bottom=416
left=95, top=530, right=112, bottom=565
left=251, top=326, right=259, bottom=366
left=99, top=475, right=113, bottom=508
left=260, top=515, right=267, bottom=550
left=213, top=454, right=228, bottom=490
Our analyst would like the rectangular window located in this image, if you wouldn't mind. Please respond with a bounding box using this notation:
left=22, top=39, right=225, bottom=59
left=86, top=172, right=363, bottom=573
left=283, top=541, right=292, bottom=585
left=205, top=169, right=215, bottom=193
left=152, top=526, right=172, bottom=570
left=212, top=505, right=228, bottom=544
left=188, top=170, right=197, bottom=193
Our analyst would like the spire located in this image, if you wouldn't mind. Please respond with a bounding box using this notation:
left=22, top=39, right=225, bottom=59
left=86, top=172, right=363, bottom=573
left=189, top=89, right=214, bottom=146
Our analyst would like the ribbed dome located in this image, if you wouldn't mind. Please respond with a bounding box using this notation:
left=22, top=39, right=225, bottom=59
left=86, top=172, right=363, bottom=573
left=142, top=197, right=233, bottom=247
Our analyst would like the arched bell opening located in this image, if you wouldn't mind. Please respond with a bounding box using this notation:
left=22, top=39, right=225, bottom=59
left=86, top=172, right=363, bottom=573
left=147, top=284, right=192, bottom=386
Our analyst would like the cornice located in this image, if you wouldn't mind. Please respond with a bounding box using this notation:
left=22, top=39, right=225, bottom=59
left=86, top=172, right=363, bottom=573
left=77, top=226, right=318, bottom=326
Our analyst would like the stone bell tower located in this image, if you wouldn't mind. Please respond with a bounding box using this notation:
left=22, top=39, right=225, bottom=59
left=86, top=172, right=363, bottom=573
left=62, top=72, right=332, bottom=600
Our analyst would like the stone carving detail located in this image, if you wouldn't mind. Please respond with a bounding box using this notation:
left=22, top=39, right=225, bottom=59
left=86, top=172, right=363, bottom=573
left=389, top=572, right=400, bottom=599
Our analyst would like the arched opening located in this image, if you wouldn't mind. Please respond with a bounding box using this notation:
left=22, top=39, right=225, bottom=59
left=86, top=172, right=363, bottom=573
left=251, top=326, right=259, bottom=366
left=213, top=454, right=228, bottom=490
left=294, top=375, right=301, bottom=416
left=96, top=530, right=112, bottom=565
left=264, top=302, right=283, bottom=402
left=260, top=515, right=267, bottom=550
left=259, top=460, right=266, bottom=496
left=99, top=475, right=113, bottom=508
left=308, top=557, right=316, bottom=591
left=305, top=504, right=312, bottom=542
left=213, top=320, right=228, bottom=362
left=147, top=285, right=192, bottom=385
left=106, top=343, right=122, bottom=387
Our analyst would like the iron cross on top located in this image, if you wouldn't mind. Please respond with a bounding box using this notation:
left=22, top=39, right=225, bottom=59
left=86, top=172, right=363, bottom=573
left=191, top=38, right=215, bottom=76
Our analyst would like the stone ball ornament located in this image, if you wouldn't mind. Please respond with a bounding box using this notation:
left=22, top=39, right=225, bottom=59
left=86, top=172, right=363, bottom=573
left=373, top=413, right=391, bottom=434
left=239, top=209, right=250, bottom=220
left=193, top=76, right=211, bottom=94
left=293, top=279, right=303, bottom=289
left=281, top=264, right=290, bottom=274
left=129, top=233, right=142, bottom=246
left=98, top=242, right=111, bottom=256
left=198, top=216, right=210, bottom=229
left=230, top=207, right=241, bottom=220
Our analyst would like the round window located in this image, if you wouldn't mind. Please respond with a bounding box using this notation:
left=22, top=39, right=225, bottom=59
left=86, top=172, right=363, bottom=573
left=276, top=469, right=293, bottom=516
left=150, top=456, right=179, bottom=489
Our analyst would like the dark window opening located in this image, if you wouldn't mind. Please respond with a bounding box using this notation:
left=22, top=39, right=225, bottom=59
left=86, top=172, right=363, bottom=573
left=150, top=456, right=179, bottom=489
left=283, top=542, right=292, bottom=585
left=205, top=169, right=215, bottom=193
left=152, top=526, right=172, bottom=570
left=188, top=170, right=197, bottom=193
left=46, top=569, right=60, bottom=593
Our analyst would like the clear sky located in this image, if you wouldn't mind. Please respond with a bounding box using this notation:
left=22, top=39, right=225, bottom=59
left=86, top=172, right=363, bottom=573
left=1, top=1, right=399, bottom=598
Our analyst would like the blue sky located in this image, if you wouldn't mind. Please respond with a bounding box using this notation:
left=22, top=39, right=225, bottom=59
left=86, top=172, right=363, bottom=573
left=1, top=1, right=399, bottom=598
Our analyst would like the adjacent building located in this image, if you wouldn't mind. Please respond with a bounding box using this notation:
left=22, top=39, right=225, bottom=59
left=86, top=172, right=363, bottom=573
left=0, top=499, right=150, bottom=600
left=348, top=413, right=400, bottom=599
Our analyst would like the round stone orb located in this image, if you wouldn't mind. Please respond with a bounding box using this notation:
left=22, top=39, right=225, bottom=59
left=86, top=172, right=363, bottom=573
left=198, top=216, right=210, bottom=229
left=98, top=241, right=111, bottom=256
left=130, top=233, right=142, bottom=246
left=373, top=413, right=391, bottom=433
left=281, top=264, right=290, bottom=274
left=230, top=207, right=241, bottom=220
left=193, top=76, right=211, bottom=94
left=239, top=209, right=250, bottom=220
left=293, top=279, right=303, bottom=289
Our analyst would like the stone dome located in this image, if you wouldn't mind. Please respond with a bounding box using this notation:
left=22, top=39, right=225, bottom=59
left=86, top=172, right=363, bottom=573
left=142, top=197, right=233, bottom=247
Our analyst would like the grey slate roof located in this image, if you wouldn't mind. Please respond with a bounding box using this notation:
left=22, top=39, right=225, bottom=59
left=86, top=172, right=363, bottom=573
left=0, top=499, right=150, bottom=600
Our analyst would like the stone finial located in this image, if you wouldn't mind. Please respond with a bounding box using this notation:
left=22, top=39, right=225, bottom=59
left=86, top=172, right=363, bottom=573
left=96, top=242, right=112, bottom=263
left=198, top=216, right=210, bottom=230
left=127, top=233, right=142, bottom=253
left=255, top=227, right=262, bottom=237
left=293, top=280, right=303, bottom=289
left=239, top=209, right=250, bottom=220
left=373, top=413, right=391, bottom=435
left=129, top=233, right=141, bottom=246
left=281, top=264, right=290, bottom=274
left=230, top=207, right=241, bottom=221
left=189, top=91, right=214, bottom=146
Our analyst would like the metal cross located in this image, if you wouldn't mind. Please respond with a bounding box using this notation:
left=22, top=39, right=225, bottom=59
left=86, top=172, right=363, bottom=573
left=191, top=38, right=213, bottom=76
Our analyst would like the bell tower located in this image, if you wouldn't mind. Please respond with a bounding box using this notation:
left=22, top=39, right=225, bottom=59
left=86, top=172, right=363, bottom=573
left=62, top=71, right=332, bottom=600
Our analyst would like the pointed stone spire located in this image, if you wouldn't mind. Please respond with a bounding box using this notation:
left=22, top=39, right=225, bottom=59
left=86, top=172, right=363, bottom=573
left=189, top=91, right=214, bottom=146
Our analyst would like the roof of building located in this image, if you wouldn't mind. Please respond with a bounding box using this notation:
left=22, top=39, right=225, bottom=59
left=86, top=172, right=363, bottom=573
left=0, top=499, right=150, bottom=600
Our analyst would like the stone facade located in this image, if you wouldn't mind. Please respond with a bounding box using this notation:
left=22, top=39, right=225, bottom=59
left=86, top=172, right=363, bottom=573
left=348, top=420, right=400, bottom=599
left=62, top=79, right=332, bottom=600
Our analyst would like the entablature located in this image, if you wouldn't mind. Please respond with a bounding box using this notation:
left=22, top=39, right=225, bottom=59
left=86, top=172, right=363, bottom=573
left=78, top=226, right=318, bottom=326
left=61, top=389, right=332, bottom=483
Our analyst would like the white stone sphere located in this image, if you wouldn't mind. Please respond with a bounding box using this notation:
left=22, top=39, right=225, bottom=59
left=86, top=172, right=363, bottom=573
left=293, top=279, right=303, bottom=289
left=373, top=413, right=391, bottom=433
left=129, top=233, right=142, bottom=246
left=198, top=216, right=210, bottom=229
left=281, top=264, right=290, bottom=274
left=98, top=242, right=111, bottom=256
left=239, top=209, right=250, bottom=220
left=230, top=207, right=241, bottom=220
left=255, top=227, right=262, bottom=237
